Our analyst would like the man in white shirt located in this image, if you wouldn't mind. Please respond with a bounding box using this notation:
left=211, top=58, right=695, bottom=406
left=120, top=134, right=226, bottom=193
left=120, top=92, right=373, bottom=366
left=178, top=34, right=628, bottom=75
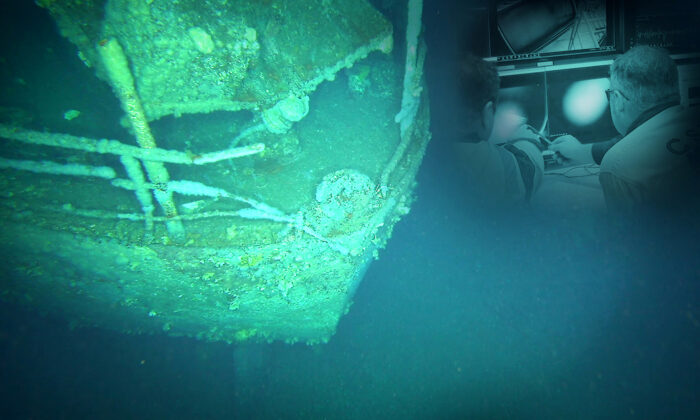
left=550, top=46, right=699, bottom=213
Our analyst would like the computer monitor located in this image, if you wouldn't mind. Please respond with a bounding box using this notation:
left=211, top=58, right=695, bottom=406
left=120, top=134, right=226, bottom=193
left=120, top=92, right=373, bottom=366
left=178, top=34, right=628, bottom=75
left=546, top=64, right=619, bottom=142
left=488, top=0, right=620, bottom=65
left=490, top=72, right=547, bottom=143
left=626, top=0, right=700, bottom=54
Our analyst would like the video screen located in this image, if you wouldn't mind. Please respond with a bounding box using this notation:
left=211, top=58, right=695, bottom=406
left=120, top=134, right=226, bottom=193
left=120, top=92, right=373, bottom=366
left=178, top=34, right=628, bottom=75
left=628, top=0, right=700, bottom=54
left=490, top=73, right=546, bottom=143
left=546, top=65, right=619, bottom=142
left=491, top=0, right=612, bottom=59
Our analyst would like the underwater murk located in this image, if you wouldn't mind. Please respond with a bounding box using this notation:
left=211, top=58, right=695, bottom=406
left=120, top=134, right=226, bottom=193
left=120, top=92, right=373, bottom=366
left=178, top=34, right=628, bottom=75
left=1, top=1, right=699, bottom=419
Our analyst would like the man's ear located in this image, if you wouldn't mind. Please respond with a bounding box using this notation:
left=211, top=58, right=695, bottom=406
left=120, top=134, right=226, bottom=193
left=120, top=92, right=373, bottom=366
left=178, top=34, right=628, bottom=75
left=480, top=100, right=495, bottom=139
left=482, top=101, right=495, bottom=123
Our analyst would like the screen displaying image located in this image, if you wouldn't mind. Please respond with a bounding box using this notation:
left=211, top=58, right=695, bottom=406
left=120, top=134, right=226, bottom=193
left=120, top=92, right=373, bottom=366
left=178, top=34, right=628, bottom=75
left=491, top=0, right=612, bottom=59
left=546, top=65, right=619, bottom=142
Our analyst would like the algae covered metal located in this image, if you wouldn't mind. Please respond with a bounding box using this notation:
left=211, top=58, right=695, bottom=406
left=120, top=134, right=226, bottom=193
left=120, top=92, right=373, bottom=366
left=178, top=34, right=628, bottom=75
left=40, top=0, right=394, bottom=119
left=0, top=0, right=430, bottom=344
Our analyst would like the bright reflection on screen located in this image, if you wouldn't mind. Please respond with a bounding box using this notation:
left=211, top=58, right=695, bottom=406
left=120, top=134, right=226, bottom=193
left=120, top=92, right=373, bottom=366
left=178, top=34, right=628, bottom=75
left=562, top=77, right=610, bottom=126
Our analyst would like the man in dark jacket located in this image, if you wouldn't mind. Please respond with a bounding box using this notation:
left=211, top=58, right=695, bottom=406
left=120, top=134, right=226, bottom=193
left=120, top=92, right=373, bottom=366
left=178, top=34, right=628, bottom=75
left=451, top=54, right=545, bottom=208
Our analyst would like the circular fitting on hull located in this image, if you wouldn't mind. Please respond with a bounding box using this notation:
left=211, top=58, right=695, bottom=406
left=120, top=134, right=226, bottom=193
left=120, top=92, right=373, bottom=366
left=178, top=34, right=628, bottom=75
left=262, top=96, right=310, bottom=134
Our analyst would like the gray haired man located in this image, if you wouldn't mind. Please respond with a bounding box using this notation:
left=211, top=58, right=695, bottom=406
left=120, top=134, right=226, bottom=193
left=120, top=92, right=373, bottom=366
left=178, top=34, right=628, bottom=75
left=551, top=46, right=699, bottom=213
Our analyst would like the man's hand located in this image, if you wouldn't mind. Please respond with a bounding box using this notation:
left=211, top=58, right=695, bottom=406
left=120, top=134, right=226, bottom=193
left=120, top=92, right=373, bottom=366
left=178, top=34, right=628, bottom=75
left=502, top=124, right=548, bottom=150
left=549, top=135, right=594, bottom=164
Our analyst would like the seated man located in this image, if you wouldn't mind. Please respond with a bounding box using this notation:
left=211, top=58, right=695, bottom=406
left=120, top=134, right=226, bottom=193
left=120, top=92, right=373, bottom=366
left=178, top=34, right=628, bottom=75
left=450, top=54, right=545, bottom=209
left=550, top=46, right=699, bottom=213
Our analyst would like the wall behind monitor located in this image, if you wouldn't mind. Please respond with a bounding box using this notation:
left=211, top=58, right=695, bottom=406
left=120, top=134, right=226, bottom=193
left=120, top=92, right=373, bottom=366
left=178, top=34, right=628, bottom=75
left=423, top=0, right=491, bottom=143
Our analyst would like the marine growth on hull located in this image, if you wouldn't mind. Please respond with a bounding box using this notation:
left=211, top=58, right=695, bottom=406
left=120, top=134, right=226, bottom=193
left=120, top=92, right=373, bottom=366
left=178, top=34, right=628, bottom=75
left=0, top=0, right=431, bottom=344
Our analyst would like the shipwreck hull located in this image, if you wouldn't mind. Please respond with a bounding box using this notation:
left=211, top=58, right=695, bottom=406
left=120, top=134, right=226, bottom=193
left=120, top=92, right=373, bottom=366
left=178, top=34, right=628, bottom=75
left=0, top=0, right=429, bottom=343
left=0, top=102, right=429, bottom=344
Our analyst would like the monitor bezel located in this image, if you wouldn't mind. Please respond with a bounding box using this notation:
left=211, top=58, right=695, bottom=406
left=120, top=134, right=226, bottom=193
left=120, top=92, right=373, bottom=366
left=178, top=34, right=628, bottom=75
left=486, top=0, right=626, bottom=67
